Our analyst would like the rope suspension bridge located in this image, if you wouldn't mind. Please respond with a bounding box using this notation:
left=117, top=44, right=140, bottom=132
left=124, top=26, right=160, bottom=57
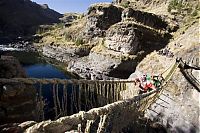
left=0, top=58, right=199, bottom=133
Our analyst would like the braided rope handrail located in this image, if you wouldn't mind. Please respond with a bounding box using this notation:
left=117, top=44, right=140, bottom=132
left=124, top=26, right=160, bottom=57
left=23, top=60, right=182, bottom=133
left=24, top=88, right=160, bottom=133
left=0, top=78, right=135, bottom=84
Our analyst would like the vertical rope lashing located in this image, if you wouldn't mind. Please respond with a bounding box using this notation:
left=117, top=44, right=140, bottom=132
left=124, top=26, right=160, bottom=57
left=114, top=83, right=117, bottom=102
left=88, top=83, right=93, bottom=109
left=73, top=83, right=78, bottom=112
left=56, top=83, right=62, bottom=116
left=60, top=84, right=65, bottom=116
left=62, top=82, right=67, bottom=116
left=92, top=83, right=96, bottom=108
left=97, top=82, right=102, bottom=106
left=52, top=83, right=58, bottom=118
left=111, top=82, right=115, bottom=102
left=101, top=83, right=105, bottom=105
left=78, top=83, right=82, bottom=112
left=111, top=83, right=115, bottom=102
left=90, top=83, right=95, bottom=109
left=108, top=83, right=111, bottom=103
left=110, top=83, right=113, bottom=103
left=85, top=120, right=94, bottom=133
left=38, top=82, right=44, bottom=121
left=118, top=82, right=122, bottom=100
left=70, top=84, right=74, bottom=115
left=78, top=124, right=82, bottom=133
left=94, top=81, right=99, bottom=107
left=102, top=83, right=106, bottom=99
left=110, top=82, right=113, bottom=103
left=84, top=83, right=88, bottom=111
left=87, top=83, right=91, bottom=109
left=116, top=83, right=119, bottom=101
left=61, top=91, right=64, bottom=116
left=97, top=115, right=108, bottom=133
left=106, top=83, right=109, bottom=104
left=123, top=82, right=126, bottom=91
left=41, top=83, right=45, bottom=120
left=99, top=82, right=102, bottom=95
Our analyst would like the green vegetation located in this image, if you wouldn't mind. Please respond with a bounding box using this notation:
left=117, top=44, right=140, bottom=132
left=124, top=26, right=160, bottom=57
left=55, top=23, right=65, bottom=29
left=168, top=0, right=200, bottom=17
left=120, top=1, right=130, bottom=8
left=75, top=38, right=84, bottom=46
left=64, top=32, right=72, bottom=41
left=168, top=0, right=184, bottom=12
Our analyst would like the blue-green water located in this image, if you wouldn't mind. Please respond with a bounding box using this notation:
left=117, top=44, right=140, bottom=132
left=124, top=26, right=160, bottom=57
left=2, top=51, right=73, bottom=120
left=2, top=51, right=71, bottom=79
left=24, top=64, right=68, bottom=79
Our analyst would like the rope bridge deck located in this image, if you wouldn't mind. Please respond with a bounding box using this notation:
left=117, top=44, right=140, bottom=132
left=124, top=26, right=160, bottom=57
left=0, top=59, right=184, bottom=132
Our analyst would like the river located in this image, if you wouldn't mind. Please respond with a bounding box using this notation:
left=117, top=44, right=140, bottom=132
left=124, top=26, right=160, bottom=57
left=2, top=51, right=71, bottom=79
left=1, top=51, right=108, bottom=121
left=2, top=51, right=75, bottom=120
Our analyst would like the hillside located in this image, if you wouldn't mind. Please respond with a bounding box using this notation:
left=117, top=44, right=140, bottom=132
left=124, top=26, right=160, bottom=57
left=0, top=0, right=62, bottom=42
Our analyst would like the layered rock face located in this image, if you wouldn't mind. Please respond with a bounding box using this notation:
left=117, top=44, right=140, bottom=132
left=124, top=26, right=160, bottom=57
left=82, top=3, right=123, bottom=40
left=0, top=56, right=36, bottom=124
left=122, top=8, right=168, bottom=30
left=104, top=20, right=168, bottom=55
left=105, top=22, right=140, bottom=54
left=64, top=3, right=170, bottom=79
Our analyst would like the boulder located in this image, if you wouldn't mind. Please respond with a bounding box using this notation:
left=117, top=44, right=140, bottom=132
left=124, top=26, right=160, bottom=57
left=105, top=22, right=141, bottom=54
left=82, top=3, right=123, bottom=39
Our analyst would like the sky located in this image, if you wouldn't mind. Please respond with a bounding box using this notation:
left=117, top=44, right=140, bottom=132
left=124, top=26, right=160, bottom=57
left=31, top=0, right=113, bottom=14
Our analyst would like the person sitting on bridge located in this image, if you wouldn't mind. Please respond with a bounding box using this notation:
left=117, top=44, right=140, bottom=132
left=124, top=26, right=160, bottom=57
left=138, top=73, right=156, bottom=94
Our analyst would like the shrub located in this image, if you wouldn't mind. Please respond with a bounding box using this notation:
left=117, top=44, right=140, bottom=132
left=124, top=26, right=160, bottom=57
left=192, top=9, right=198, bottom=16
left=75, top=38, right=84, bottom=46
left=120, top=1, right=130, bottom=8
left=64, top=32, right=72, bottom=41
left=168, top=0, right=184, bottom=12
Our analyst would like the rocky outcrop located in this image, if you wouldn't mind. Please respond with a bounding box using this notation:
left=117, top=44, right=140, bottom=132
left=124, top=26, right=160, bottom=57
left=82, top=3, right=123, bottom=40
left=0, top=56, right=36, bottom=124
left=122, top=8, right=168, bottom=30
left=105, top=21, right=168, bottom=54
left=105, top=22, right=140, bottom=54
left=68, top=52, right=121, bottom=79
left=42, top=44, right=91, bottom=63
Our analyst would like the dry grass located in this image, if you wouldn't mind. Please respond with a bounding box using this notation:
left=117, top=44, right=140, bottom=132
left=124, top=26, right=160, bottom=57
left=36, top=16, right=87, bottom=46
